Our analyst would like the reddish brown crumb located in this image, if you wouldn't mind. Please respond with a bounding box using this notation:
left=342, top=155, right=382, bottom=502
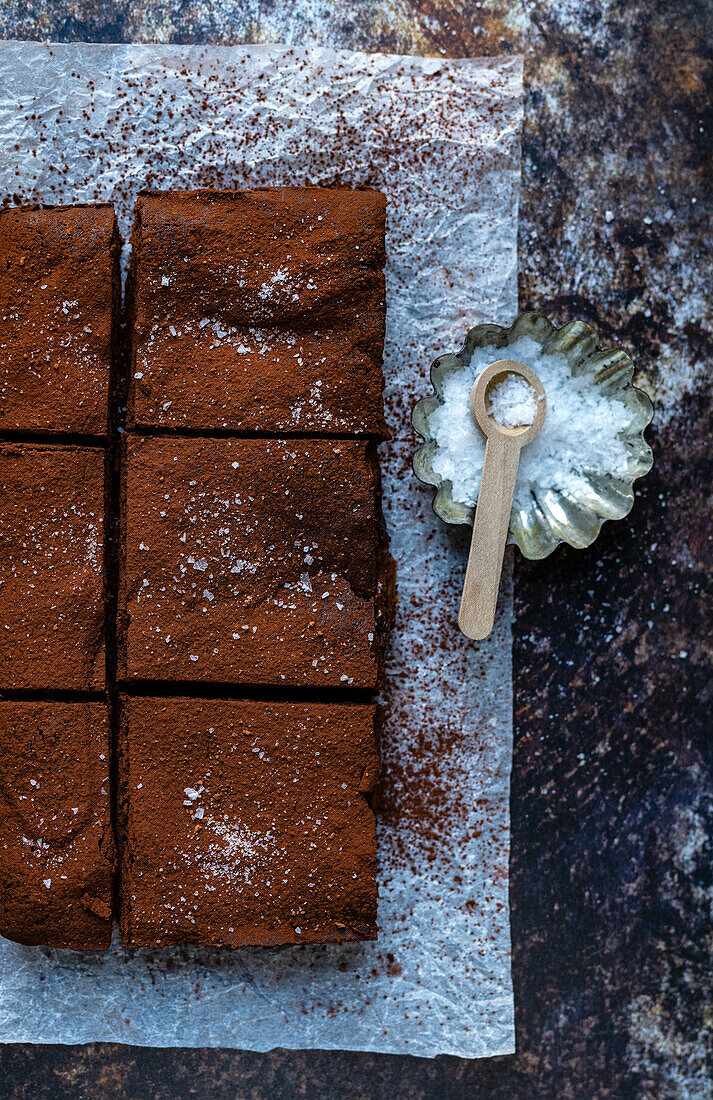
left=119, top=696, right=379, bottom=948
left=0, top=701, right=115, bottom=950
left=0, top=443, right=106, bottom=691
left=126, top=188, right=386, bottom=437
left=0, top=204, right=120, bottom=436
left=119, top=435, right=391, bottom=689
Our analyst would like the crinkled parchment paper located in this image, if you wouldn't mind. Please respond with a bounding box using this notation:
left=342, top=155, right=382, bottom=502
left=0, top=43, right=522, bottom=1058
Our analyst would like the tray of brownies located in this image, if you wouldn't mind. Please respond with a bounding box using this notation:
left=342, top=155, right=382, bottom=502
left=0, top=43, right=522, bottom=1058
left=1, top=188, right=394, bottom=950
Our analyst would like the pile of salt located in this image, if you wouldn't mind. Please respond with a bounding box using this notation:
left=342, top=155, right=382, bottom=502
left=487, top=374, right=537, bottom=429
left=429, top=335, right=636, bottom=512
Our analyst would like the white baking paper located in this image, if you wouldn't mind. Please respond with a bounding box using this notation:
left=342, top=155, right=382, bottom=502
left=0, top=43, right=522, bottom=1058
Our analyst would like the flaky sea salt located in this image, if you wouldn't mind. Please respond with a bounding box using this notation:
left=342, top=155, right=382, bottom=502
left=429, top=336, right=635, bottom=512
left=488, top=373, right=537, bottom=429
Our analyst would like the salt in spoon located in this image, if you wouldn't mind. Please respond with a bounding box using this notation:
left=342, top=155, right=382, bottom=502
left=458, top=359, right=546, bottom=641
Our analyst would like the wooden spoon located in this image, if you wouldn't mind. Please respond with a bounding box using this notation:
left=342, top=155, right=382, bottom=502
left=458, top=359, right=546, bottom=641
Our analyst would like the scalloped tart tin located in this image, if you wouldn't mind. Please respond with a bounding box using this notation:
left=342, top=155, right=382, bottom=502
left=412, top=311, right=654, bottom=560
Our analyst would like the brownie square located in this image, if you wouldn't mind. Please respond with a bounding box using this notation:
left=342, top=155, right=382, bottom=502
left=119, top=435, right=391, bottom=689
left=118, top=696, right=379, bottom=947
left=0, top=444, right=105, bottom=691
left=126, top=188, right=387, bottom=437
left=0, top=701, right=115, bottom=950
left=0, top=204, right=120, bottom=435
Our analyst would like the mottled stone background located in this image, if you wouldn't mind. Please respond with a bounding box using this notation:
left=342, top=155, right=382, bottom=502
left=1, top=2, right=711, bottom=1097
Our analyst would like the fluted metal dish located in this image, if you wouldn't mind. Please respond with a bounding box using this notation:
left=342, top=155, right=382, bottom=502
left=412, top=311, right=654, bottom=560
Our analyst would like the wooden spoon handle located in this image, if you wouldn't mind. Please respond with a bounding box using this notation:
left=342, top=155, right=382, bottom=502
left=459, top=434, right=521, bottom=641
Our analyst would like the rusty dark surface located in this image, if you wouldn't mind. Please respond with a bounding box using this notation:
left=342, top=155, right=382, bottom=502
left=1, top=1, right=711, bottom=1097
